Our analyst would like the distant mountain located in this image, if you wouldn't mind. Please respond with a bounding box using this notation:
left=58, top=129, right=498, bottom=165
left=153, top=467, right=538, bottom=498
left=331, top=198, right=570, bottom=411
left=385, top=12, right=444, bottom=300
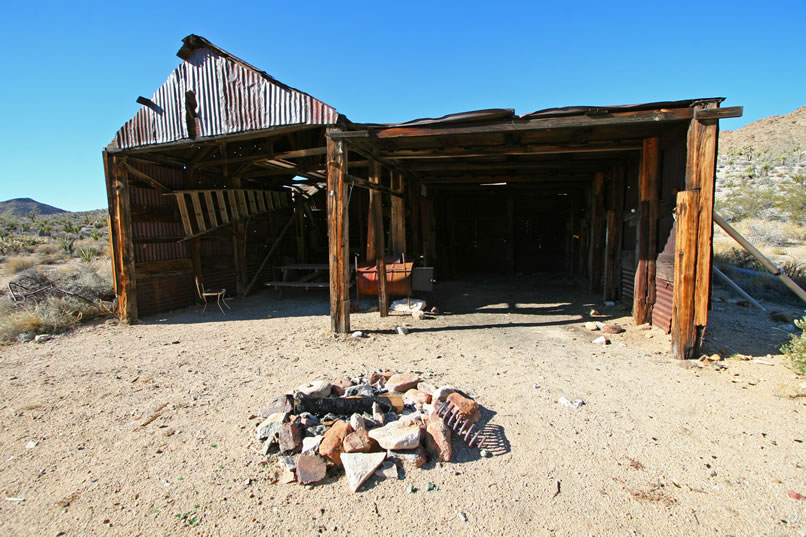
left=720, top=105, right=806, bottom=157
left=0, top=198, right=68, bottom=217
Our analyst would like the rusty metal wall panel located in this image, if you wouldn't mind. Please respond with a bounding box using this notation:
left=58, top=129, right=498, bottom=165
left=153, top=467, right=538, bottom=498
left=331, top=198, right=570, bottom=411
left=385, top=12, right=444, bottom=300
left=115, top=46, right=338, bottom=150
left=134, top=241, right=190, bottom=263
left=136, top=274, right=196, bottom=317
left=652, top=278, right=674, bottom=334
left=621, top=262, right=635, bottom=308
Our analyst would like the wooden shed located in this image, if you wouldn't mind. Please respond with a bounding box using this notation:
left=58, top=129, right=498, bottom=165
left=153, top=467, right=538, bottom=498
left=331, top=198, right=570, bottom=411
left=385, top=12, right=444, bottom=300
left=105, top=36, right=742, bottom=359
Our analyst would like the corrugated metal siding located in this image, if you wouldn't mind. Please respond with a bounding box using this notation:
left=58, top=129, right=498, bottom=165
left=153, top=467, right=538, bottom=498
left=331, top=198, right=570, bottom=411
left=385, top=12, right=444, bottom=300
left=136, top=274, right=196, bottom=317
left=621, top=262, right=635, bottom=308
left=115, top=47, right=338, bottom=150
left=653, top=279, right=674, bottom=334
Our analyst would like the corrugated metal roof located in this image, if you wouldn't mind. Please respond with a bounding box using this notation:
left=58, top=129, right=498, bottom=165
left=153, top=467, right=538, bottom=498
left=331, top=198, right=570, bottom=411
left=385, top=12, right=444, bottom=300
left=112, top=35, right=339, bottom=150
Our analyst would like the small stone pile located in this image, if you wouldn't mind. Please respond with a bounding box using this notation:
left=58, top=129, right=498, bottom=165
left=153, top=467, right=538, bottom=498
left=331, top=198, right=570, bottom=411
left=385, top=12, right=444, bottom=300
left=254, top=372, right=483, bottom=492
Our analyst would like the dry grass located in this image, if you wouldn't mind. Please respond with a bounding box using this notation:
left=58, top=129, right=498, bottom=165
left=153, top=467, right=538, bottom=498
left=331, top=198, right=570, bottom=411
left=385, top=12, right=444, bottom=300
left=6, top=256, right=35, bottom=275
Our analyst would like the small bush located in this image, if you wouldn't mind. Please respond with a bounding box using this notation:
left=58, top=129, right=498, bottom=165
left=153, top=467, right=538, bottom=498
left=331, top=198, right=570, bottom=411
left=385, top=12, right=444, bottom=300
left=78, top=247, right=98, bottom=263
left=90, top=230, right=102, bottom=241
left=36, top=243, right=58, bottom=256
left=6, top=257, right=35, bottom=274
left=781, top=316, right=806, bottom=375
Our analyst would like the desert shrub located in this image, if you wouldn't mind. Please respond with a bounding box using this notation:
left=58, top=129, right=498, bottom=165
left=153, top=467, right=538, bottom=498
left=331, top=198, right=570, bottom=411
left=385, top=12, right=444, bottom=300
left=716, top=186, right=777, bottom=222
left=6, top=257, right=35, bottom=274
left=776, top=174, right=806, bottom=222
left=90, top=230, right=102, bottom=241
left=781, top=316, right=806, bottom=375
left=57, top=237, right=75, bottom=255
left=740, top=218, right=796, bottom=247
left=1, top=264, right=114, bottom=343
left=78, top=247, right=98, bottom=263
left=780, top=260, right=806, bottom=290
left=36, top=243, right=58, bottom=256
left=0, top=235, right=40, bottom=255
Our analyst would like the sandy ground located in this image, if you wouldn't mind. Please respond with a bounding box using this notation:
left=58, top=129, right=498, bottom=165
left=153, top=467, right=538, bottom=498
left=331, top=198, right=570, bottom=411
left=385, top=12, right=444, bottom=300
left=0, top=275, right=804, bottom=537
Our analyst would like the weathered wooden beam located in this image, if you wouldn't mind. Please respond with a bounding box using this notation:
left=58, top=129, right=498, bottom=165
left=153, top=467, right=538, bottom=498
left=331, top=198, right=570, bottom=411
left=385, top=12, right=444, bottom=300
left=672, top=190, right=700, bottom=359
left=589, top=172, right=606, bottom=294
left=327, top=138, right=351, bottom=333
left=189, top=192, right=207, bottom=232
left=693, top=106, right=743, bottom=121
left=113, top=157, right=138, bottom=322
left=385, top=143, right=641, bottom=159
left=274, top=147, right=327, bottom=159
left=345, top=173, right=404, bottom=198
left=604, top=166, right=625, bottom=300
left=633, top=137, right=660, bottom=324
left=231, top=177, right=248, bottom=295
left=369, top=161, right=388, bottom=316
left=203, top=191, right=219, bottom=228
left=102, top=151, right=121, bottom=299
left=329, top=107, right=697, bottom=141
left=687, top=102, right=719, bottom=331
left=123, top=162, right=171, bottom=193
left=390, top=171, right=406, bottom=257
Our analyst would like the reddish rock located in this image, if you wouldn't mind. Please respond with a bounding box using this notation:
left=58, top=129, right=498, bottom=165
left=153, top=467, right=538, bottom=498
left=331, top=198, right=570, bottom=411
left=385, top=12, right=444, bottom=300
left=342, top=428, right=379, bottom=453
left=318, top=420, right=353, bottom=465
left=386, top=373, right=422, bottom=393
left=296, top=453, right=327, bottom=485
left=331, top=378, right=351, bottom=396
left=386, top=446, right=427, bottom=468
left=260, top=395, right=293, bottom=417
left=404, top=389, right=432, bottom=406
left=602, top=324, right=625, bottom=334
left=447, top=392, right=481, bottom=424
left=425, top=419, right=452, bottom=462
left=432, top=385, right=456, bottom=402
left=278, top=422, right=302, bottom=453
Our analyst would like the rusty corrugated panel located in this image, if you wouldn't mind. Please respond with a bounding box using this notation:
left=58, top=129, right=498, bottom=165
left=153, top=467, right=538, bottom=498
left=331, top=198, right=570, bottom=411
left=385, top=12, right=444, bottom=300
left=114, top=42, right=338, bottom=150
left=520, top=98, right=725, bottom=120
left=621, top=263, right=635, bottom=308
left=136, top=274, right=196, bottom=316
left=134, top=241, right=190, bottom=263
left=652, top=279, right=674, bottom=334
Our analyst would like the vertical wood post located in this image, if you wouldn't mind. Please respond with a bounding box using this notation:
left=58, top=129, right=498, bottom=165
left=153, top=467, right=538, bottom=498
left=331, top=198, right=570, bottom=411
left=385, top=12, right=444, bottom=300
left=369, top=161, right=388, bottom=316
left=672, top=190, right=700, bottom=359
left=112, top=156, right=138, bottom=322
left=633, top=137, right=660, bottom=324
left=506, top=195, right=515, bottom=274
left=327, top=137, right=350, bottom=333
left=605, top=166, right=625, bottom=300
left=102, top=152, right=121, bottom=300
left=687, top=102, right=720, bottom=339
left=390, top=171, right=406, bottom=257
left=231, top=177, right=248, bottom=295
left=589, top=171, right=606, bottom=294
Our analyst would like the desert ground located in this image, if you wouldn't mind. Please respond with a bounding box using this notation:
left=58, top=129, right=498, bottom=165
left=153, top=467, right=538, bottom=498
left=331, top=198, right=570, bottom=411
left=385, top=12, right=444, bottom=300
left=1, top=276, right=804, bottom=537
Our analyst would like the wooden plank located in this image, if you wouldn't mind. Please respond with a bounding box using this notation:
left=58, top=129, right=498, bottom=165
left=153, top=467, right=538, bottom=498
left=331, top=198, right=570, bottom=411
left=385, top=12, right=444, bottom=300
left=369, top=161, right=388, bottom=316
left=174, top=193, right=194, bottom=236
left=227, top=190, right=240, bottom=220
left=327, top=138, right=351, bottom=333
left=216, top=191, right=230, bottom=223
left=605, top=166, right=625, bottom=300
left=102, top=152, right=121, bottom=298
left=345, top=173, right=404, bottom=198
left=687, top=103, right=719, bottom=329
left=203, top=191, right=219, bottom=228
left=231, top=178, right=247, bottom=295
left=633, top=137, right=659, bottom=324
left=247, top=190, right=258, bottom=215
left=672, top=190, right=700, bottom=359
left=124, top=162, right=171, bottom=193
left=589, top=172, right=606, bottom=294
left=189, top=192, right=207, bottom=232
left=390, top=171, right=406, bottom=257
left=236, top=190, right=249, bottom=217
left=114, top=157, right=138, bottom=322
left=693, top=106, right=743, bottom=120
left=386, top=143, right=642, bottom=159
left=329, top=107, right=697, bottom=140
left=274, top=147, right=327, bottom=159
left=256, top=189, right=266, bottom=212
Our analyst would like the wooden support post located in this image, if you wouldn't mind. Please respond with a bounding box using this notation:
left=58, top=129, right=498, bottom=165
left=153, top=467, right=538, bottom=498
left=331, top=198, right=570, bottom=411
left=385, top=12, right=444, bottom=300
left=672, top=190, right=700, bottom=359
left=231, top=177, right=248, bottom=295
left=112, top=156, right=138, bottom=322
left=605, top=166, right=625, bottom=300
left=390, top=171, right=406, bottom=257
left=296, top=206, right=306, bottom=263
left=327, top=138, right=350, bottom=333
left=506, top=195, right=515, bottom=274
left=634, top=137, right=660, bottom=324
left=102, top=152, right=120, bottom=300
left=369, top=161, right=388, bottom=316
left=686, top=102, right=719, bottom=337
left=589, top=171, right=606, bottom=294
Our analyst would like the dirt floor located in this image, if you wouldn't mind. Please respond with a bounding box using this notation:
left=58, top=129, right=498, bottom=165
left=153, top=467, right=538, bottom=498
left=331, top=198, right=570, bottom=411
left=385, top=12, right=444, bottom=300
left=0, top=274, right=804, bottom=537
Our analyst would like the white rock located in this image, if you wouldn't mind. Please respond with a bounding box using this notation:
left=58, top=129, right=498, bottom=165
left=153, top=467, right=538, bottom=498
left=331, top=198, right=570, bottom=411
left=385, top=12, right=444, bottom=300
left=297, top=380, right=332, bottom=399
left=34, top=335, right=53, bottom=343
left=349, top=413, right=367, bottom=432
left=374, top=461, right=399, bottom=480
left=25, top=440, right=37, bottom=449
left=432, top=385, right=456, bottom=402
left=341, top=452, right=387, bottom=492
left=584, top=322, right=599, bottom=331
left=558, top=397, right=585, bottom=408
left=351, top=331, right=364, bottom=338
left=367, top=420, right=421, bottom=450
left=395, top=325, right=409, bottom=335
left=301, top=435, right=323, bottom=455
left=592, top=336, right=610, bottom=345
left=412, top=310, right=425, bottom=320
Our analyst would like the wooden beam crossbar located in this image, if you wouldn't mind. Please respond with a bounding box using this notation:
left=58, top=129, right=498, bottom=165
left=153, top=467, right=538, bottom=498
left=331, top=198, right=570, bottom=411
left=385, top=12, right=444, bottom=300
left=167, top=188, right=291, bottom=241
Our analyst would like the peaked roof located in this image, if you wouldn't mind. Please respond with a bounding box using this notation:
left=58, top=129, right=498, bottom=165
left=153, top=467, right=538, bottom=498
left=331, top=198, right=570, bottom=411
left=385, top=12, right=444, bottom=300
left=111, top=35, right=339, bottom=151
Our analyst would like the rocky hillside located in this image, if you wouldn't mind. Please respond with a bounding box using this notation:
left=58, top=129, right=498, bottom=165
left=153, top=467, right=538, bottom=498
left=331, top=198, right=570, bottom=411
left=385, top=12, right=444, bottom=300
left=0, top=198, right=67, bottom=217
left=716, top=106, right=806, bottom=222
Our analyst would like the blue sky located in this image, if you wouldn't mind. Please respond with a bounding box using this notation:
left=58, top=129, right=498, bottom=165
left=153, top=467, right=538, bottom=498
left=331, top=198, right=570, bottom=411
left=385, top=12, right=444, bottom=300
left=1, top=1, right=804, bottom=211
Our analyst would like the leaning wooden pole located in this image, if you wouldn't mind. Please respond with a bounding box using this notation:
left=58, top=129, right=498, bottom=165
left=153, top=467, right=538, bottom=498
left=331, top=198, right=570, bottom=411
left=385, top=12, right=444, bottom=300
left=112, top=156, right=138, bottom=323
left=589, top=171, right=606, bottom=295
left=714, top=212, right=806, bottom=304
left=672, top=190, right=700, bottom=359
left=327, top=136, right=351, bottom=333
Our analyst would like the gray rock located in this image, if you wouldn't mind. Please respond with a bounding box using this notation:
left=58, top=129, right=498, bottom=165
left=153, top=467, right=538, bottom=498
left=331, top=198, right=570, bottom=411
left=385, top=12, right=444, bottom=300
left=349, top=413, right=367, bottom=432
left=341, top=452, right=386, bottom=492
left=306, top=425, right=328, bottom=437
left=395, top=325, right=409, bottom=335
left=260, top=395, right=293, bottom=418
left=296, top=453, right=327, bottom=485
left=17, top=333, right=34, bottom=343
left=256, top=412, right=287, bottom=441
left=374, top=461, right=399, bottom=480
left=298, top=412, right=320, bottom=428
left=344, top=384, right=373, bottom=397
left=34, top=334, right=53, bottom=343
